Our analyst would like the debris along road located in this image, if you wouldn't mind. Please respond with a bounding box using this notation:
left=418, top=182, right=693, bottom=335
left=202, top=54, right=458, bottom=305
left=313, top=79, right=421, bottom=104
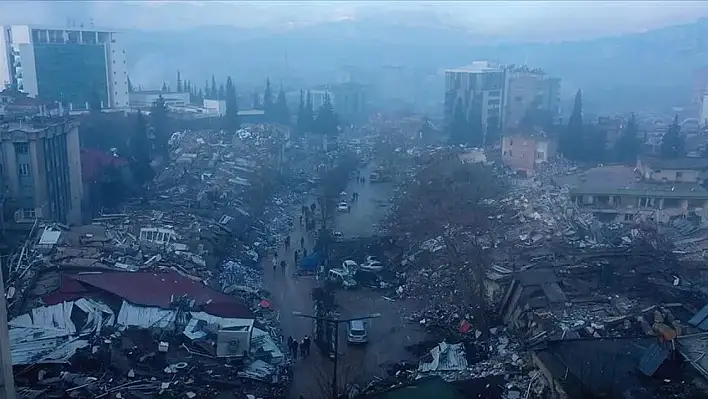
left=334, top=162, right=393, bottom=237
left=329, top=163, right=429, bottom=389
left=262, top=193, right=322, bottom=399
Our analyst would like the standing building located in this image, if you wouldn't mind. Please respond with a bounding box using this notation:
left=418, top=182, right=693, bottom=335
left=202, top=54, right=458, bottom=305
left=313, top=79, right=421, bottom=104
left=505, top=66, right=561, bottom=129
left=444, top=61, right=509, bottom=143
left=0, top=117, right=83, bottom=224
left=309, top=83, right=367, bottom=124
left=0, top=25, right=129, bottom=109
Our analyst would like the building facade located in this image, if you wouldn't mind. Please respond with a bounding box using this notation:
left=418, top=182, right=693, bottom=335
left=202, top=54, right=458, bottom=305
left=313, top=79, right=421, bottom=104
left=444, top=61, right=509, bottom=144
left=0, top=25, right=129, bottom=109
left=501, top=130, right=557, bottom=176
left=505, top=66, right=560, bottom=129
left=0, top=117, right=83, bottom=224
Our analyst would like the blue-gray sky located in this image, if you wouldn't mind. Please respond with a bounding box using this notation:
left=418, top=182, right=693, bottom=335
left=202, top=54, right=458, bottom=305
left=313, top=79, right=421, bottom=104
left=1, top=1, right=707, bottom=40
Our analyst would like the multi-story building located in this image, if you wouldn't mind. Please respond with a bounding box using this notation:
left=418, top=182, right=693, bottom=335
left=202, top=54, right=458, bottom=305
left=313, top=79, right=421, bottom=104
left=444, top=61, right=509, bottom=143
left=309, top=83, right=368, bottom=123
left=560, top=159, right=708, bottom=225
left=501, top=128, right=557, bottom=176
left=0, top=117, right=83, bottom=224
left=0, top=25, right=129, bottom=109
left=505, top=66, right=560, bottom=129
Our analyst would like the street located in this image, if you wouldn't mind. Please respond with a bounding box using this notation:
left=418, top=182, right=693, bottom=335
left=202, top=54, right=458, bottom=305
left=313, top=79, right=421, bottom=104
left=263, top=162, right=426, bottom=398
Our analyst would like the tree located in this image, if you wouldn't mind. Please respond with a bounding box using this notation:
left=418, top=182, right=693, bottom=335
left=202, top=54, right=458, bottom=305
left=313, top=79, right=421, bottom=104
left=161, top=82, right=168, bottom=92
left=196, top=89, right=204, bottom=105
left=296, top=90, right=307, bottom=135
left=615, top=113, right=641, bottom=163
left=150, top=95, right=170, bottom=159
left=313, top=93, right=338, bottom=136
left=127, top=76, right=134, bottom=93
left=561, top=89, right=583, bottom=159
left=263, top=78, right=274, bottom=120
left=129, top=111, right=154, bottom=185
left=447, top=98, right=468, bottom=145
left=274, top=86, right=290, bottom=125
left=176, top=71, right=183, bottom=92
left=223, top=76, right=240, bottom=131
left=210, top=75, right=217, bottom=99
left=218, top=83, right=225, bottom=100
left=660, top=115, right=685, bottom=159
left=204, top=80, right=211, bottom=100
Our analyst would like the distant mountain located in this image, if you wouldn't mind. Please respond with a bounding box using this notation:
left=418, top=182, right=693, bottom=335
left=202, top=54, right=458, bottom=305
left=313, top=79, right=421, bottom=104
left=123, top=18, right=708, bottom=115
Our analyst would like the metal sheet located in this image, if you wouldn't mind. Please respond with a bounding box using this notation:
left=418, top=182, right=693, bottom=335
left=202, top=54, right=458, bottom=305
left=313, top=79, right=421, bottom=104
left=638, top=343, right=670, bottom=376
left=688, top=304, right=708, bottom=328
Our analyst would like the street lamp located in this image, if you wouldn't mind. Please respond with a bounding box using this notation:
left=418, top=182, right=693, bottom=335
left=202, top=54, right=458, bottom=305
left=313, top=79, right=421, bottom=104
left=292, top=311, right=381, bottom=399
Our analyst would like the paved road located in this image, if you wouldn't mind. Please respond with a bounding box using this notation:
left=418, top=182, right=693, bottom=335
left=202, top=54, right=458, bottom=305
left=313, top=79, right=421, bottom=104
left=333, top=163, right=394, bottom=237
left=262, top=163, right=421, bottom=398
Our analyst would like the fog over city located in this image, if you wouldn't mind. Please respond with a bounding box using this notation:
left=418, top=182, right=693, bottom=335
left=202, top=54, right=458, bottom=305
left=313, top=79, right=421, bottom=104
left=3, top=1, right=708, bottom=399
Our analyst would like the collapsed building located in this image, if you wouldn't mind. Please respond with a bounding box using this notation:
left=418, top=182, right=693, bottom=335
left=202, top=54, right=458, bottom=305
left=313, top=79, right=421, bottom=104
left=356, top=151, right=708, bottom=398
left=5, top=125, right=312, bottom=398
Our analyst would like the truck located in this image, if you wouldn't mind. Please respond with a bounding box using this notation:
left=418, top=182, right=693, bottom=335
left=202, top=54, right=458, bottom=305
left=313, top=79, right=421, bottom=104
left=297, top=253, right=320, bottom=276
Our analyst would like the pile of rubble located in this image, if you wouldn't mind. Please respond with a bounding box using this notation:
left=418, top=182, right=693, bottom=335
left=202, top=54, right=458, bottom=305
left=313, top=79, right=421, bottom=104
left=6, top=127, right=322, bottom=398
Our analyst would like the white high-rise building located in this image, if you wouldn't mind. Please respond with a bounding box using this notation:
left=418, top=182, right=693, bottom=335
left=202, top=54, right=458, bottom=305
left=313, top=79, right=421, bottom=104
left=0, top=25, right=129, bottom=109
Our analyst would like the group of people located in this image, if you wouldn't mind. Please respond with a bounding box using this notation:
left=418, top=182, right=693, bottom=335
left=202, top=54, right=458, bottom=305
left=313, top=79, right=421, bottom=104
left=350, top=191, right=360, bottom=202
left=287, top=335, right=311, bottom=359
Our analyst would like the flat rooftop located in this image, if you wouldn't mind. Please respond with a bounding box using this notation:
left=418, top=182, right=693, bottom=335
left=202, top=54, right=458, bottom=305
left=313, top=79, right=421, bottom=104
left=446, top=61, right=502, bottom=74
left=1, top=118, right=76, bottom=134
left=555, top=165, right=708, bottom=198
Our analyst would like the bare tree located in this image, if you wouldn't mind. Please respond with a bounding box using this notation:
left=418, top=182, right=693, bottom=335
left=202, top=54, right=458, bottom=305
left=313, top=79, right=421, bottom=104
left=304, top=353, right=366, bottom=399
left=383, top=153, right=506, bottom=338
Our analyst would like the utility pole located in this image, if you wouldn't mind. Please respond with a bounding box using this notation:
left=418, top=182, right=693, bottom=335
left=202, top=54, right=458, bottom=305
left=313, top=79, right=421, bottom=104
left=0, top=257, right=15, bottom=399
left=293, top=312, right=380, bottom=399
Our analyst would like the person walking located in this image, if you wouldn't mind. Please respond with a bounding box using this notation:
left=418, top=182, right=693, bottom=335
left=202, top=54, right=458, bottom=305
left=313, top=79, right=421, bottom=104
left=292, top=339, right=299, bottom=360
left=272, top=256, right=277, bottom=274
left=294, top=249, right=300, bottom=265
left=284, top=235, right=291, bottom=250
left=280, top=260, right=287, bottom=274
left=300, top=236, right=305, bottom=249
left=299, top=215, right=303, bottom=226
left=300, top=339, right=306, bottom=358
left=303, top=248, right=308, bottom=258
left=287, top=336, right=294, bottom=353
left=303, top=335, right=311, bottom=357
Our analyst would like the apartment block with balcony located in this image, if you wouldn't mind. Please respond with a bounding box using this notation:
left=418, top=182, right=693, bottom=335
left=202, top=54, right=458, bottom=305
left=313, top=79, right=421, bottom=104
left=558, top=161, right=708, bottom=225
left=0, top=117, right=83, bottom=225
left=505, top=66, right=561, bottom=129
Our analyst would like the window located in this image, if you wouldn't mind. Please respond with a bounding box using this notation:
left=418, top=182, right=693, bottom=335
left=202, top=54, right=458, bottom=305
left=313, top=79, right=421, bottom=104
left=509, top=139, right=514, bottom=146
left=18, top=163, right=30, bottom=176
left=488, top=99, right=500, bottom=106
left=624, top=213, right=634, bottom=221
left=536, top=152, right=545, bottom=160
left=489, top=90, right=501, bottom=97
left=515, top=96, right=523, bottom=102
left=15, top=143, right=28, bottom=155
left=23, top=208, right=36, bottom=219
left=676, top=171, right=683, bottom=180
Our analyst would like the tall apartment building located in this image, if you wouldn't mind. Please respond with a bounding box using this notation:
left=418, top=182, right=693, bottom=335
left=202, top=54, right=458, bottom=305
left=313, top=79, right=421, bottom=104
left=0, top=117, right=83, bottom=224
left=444, top=61, right=509, bottom=143
left=0, top=25, right=129, bottom=109
left=505, top=66, right=561, bottom=129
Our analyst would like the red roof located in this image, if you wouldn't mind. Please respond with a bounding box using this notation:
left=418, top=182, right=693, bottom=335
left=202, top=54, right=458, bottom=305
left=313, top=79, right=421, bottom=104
left=44, top=271, right=252, bottom=319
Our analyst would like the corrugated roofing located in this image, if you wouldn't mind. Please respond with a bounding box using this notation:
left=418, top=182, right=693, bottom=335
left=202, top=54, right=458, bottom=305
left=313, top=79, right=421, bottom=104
left=67, top=271, right=252, bottom=318
left=418, top=342, right=468, bottom=373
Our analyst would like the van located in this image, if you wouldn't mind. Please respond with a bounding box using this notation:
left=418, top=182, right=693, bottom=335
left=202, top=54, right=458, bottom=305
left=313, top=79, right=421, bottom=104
left=327, top=269, right=357, bottom=289
left=347, top=320, right=368, bottom=344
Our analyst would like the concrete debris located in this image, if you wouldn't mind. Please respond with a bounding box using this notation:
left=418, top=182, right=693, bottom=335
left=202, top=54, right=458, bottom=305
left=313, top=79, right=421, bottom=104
left=7, top=126, right=320, bottom=398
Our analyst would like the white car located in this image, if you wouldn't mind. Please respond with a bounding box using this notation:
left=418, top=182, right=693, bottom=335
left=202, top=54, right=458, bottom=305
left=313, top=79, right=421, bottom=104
left=360, top=259, right=384, bottom=272
left=342, top=260, right=358, bottom=271
left=337, top=202, right=350, bottom=212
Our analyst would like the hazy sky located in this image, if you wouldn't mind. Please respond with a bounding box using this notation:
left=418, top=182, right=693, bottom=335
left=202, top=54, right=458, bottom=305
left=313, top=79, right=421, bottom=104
left=1, top=1, right=707, bottom=40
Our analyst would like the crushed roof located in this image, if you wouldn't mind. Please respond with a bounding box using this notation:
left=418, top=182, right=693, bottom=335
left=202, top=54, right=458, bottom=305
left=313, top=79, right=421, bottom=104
left=44, top=271, right=253, bottom=319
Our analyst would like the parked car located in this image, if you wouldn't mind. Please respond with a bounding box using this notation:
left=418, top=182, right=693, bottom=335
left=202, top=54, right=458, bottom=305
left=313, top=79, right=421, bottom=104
left=360, top=256, right=384, bottom=272
left=342, top=260, right=358, bottom=271
left=328, top=269, right=357, bottom=289
left=337, top=202, right=350, bottom=212
left=347, top=320, right=368, bottom=344
left=331, top=231, right=344, bottom=242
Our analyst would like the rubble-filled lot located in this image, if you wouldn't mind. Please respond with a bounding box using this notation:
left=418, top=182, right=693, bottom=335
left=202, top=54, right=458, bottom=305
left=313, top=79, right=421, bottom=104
left=5, top=126, right=324, bottom=398
left=340, top=148, right=708, bottom=398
